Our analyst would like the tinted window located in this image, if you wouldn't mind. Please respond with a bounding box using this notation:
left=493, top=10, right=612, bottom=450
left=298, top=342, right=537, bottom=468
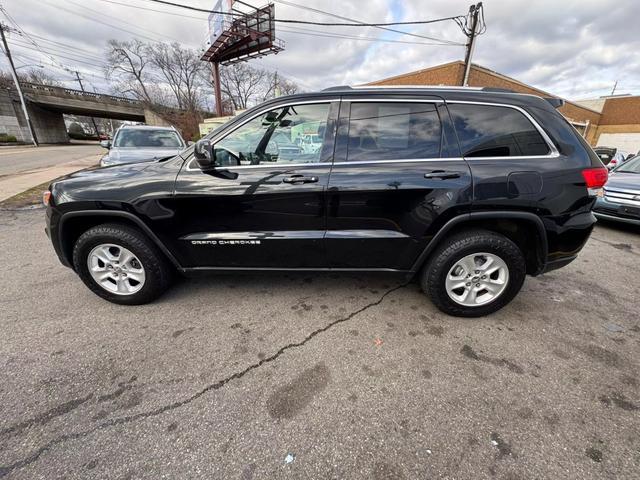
left=448, top=104, right=550, bottom=157
left=215, top=103, right=329, bottom=166
left=114, top=129, right=183, bottom=148
left=346, top=103, right=441, bottom=161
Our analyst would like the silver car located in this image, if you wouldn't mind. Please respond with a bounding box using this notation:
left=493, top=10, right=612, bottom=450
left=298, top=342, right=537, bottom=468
left=100, top=125, right=186, bottom=167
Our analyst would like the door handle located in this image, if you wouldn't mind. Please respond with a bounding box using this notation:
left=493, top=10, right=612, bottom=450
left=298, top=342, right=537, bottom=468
left=283, top=175, right=319, bottom=184
left=424, top=170, right=461, bottom=180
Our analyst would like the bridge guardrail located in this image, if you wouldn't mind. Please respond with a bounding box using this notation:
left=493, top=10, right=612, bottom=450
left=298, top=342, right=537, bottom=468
left=22, top=83, right=142, bottom=106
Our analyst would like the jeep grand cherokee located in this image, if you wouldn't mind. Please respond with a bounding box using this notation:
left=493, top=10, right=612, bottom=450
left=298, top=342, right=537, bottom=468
left=44, top=86, right=607, bottom=317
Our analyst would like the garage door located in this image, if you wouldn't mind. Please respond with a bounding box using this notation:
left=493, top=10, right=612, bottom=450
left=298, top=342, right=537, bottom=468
left=597, top=133, right=640, bottom=154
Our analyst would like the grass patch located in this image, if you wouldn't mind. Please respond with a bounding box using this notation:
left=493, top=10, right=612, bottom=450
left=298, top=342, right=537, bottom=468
left=0, top=181, right=51, bottom=210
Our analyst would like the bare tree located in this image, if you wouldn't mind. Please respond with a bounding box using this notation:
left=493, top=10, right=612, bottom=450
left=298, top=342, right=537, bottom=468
left=150, top=42, right=207, bottom=112
left=278, top=77, right=299, bottom=96
left=218, top=63, right=268, bottom=110
left=0, top=68, right=61, bottom=87
left=22, top=68, right=62, bottom=86
left=105, top=39, right=154, bottom=103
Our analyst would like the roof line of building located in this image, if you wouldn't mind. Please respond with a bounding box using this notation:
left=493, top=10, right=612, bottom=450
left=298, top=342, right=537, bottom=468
left=367, top=60, right=602, bottom=115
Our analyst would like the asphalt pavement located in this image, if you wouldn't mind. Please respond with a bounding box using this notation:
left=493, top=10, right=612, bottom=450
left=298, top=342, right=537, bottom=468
left=0, top=210, right=639, bottom=479
left=0, top=143, right=101, bottom=177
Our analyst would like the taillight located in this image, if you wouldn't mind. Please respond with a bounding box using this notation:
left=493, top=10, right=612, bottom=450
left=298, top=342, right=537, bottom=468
left=582, top=167, right=608, bottom=195
left=42, top=191, right=51, bottom=206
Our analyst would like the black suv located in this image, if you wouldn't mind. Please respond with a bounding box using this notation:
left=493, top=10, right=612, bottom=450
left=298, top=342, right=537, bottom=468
left=44, top=86, right=607, bottom=317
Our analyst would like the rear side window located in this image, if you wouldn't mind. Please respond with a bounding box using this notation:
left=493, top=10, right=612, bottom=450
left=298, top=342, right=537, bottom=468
left=346, top=102, right=442, bottom=161
left=448, top=104, right=550, bottom=157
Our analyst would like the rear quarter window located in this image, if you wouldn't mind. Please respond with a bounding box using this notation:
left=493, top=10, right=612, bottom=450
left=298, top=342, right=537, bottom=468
left=448, top=104, right=550, bottom=157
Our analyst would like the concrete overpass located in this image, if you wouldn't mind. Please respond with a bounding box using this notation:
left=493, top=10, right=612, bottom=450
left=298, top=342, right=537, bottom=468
left=0, top=83, right=171, bottom=143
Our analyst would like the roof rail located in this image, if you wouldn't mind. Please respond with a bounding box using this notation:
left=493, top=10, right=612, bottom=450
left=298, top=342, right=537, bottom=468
left=544, top=97, right=565, bottom=109
left=481, top=87, right=515, bottom=93
left=322, top=85, right=352, bottom=91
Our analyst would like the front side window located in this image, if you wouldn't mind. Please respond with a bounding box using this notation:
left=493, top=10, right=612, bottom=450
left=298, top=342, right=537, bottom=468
left=448, top=104, right=550, bottom=157
left=114, top=129, right=183, bottom=148
left=346, top=102, right=442, bottom=161
left=214, top=103, right=330, bottom=166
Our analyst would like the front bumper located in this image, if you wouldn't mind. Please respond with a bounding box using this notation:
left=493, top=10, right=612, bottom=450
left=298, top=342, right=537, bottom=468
left=45, top=205, right=72, bottom=268
left=593, top=197, right=640, bottom=225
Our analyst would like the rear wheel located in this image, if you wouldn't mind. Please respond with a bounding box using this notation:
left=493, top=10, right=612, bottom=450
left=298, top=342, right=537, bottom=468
left=421, top=230, right=526, bottom=317
left=73, top=224, right=173, bottom=305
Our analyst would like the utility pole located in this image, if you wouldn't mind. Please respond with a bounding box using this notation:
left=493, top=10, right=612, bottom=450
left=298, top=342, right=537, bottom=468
left=0, top=23, right=38, bottom=146
left=610, top=80, right=618, bottom=96
left=462, top=2, right=482, bottom=87
left=73, top=70, right=100, bottom=138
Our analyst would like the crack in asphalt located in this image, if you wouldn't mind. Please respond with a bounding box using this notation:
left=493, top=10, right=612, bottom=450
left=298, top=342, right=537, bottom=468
left=0, top=283, right=408, bottom=477
left=590, top=236, right=639, bottom=257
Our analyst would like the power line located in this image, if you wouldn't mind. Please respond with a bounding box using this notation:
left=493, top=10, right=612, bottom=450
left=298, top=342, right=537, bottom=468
left=11, top=41, right=110, bottom=69
left=95, top=0, right=205, bottom=20
left=11, top=38, right=107, bottom=64
left=278, top=26, right=462, bottom=46
left=0, top=6, right=73, bottom=72
left=64, top=0, right=183, bottom=44
left=39, top=0, right=164, bottom=43
left=142, top=0, right=465, bottom=27
left=28, top=33, right=107, bottom=59
left=272, top=0, right=461, bottom=46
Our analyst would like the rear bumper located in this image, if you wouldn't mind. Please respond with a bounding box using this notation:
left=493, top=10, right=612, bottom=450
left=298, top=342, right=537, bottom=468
left=535, top=211, right=596, bottom=275
left=540, top=255, right=577, bottom=274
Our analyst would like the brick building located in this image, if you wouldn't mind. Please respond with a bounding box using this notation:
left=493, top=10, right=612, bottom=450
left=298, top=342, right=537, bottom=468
left=368, top=61, right=640, bottom=152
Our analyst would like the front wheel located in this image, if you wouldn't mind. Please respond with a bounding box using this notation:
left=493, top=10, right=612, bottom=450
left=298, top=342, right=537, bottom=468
left=73, top=224, right=173, bottom=305
left=421, top=230, right=526, bottom=317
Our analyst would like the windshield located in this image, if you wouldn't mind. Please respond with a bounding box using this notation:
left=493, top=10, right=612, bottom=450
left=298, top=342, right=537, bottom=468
left=614, top=155, right=640, bottom=173
left=114, top=129, right=183, bottom=148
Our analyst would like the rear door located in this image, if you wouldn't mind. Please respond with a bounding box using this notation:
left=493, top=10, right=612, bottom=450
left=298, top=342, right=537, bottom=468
left=446, top=101, right=558, bottom=213
left=169, top=99, right=339, bottom=269
left=325, top=97, right=473, bottom=270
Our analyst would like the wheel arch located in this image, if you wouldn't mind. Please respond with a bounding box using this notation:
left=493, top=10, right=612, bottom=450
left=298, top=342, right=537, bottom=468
left=411, top=211, right=548, bottom=275
left=59, top=211, right=183, bottom=271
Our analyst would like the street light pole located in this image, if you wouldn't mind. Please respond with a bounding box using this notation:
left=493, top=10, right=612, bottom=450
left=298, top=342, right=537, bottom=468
left=0, top=23, right=38, bottom=146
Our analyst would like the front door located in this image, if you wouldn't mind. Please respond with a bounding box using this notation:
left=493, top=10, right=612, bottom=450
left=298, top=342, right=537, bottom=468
left=170, top=100, right=339, bottom=269
left=326, top=98, right=472, bottom=270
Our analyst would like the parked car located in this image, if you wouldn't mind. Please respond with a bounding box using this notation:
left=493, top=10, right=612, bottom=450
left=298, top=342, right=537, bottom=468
left=593, top=155, right=640, bottom=225
left=44, top=86, right=606, bottom=317
left=593, top=146, right=630, bottom=170
left=99, top=125, right=186, bottom=167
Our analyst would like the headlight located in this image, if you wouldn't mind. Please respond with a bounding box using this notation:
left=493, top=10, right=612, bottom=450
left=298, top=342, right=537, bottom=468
left=42, top=190, right=51, bottom=206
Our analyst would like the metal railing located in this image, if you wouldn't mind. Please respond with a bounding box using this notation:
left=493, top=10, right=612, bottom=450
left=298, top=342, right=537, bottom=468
left=21, top=82, right=142, bottom=106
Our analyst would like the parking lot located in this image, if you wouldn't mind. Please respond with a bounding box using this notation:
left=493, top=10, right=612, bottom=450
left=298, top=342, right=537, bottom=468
left=0, top=208, right=638, bottom=479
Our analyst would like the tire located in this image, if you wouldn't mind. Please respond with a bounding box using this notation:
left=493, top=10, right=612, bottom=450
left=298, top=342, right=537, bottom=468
left=420, top=229, right=526, bottom=317
left=72, top=223, right=173, bottom=305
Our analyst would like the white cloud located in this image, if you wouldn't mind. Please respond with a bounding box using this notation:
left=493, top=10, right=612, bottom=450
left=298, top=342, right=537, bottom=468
left=2, top=0, right=639, bottom=100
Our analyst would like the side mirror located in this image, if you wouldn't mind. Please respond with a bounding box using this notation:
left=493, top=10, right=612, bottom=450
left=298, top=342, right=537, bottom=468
left=187, top=140, right=194, bottom=147
left=193, top=138, right=215, bottom=170
left=100, top=140, right=111, bottom=149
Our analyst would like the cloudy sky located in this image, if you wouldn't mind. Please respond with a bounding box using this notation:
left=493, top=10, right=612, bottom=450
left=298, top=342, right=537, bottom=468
left=2, top=0, right=639, bottom=101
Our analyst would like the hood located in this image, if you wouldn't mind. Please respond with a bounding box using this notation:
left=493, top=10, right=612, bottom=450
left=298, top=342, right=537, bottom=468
left=52, top=161, right=156, bottom=203
left=606, top=172, right=640, bottom=191
left=105, top=147, right=182, bottom=164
